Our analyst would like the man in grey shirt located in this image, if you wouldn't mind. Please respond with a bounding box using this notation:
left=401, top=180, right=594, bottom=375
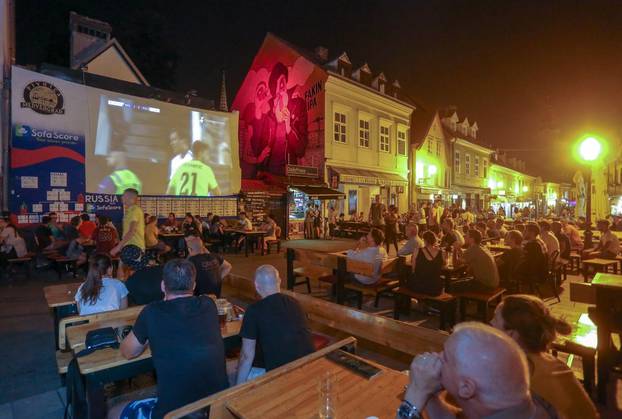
left=452, top=229, right=499, bottom=292
left=398, top=222, right=424, bottom=257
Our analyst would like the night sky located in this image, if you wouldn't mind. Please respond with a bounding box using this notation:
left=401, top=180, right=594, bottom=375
left=15, top=0, right=622, bottom=180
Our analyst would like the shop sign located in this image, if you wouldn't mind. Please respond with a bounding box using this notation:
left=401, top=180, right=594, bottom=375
left=286, top=164, right=318, bottom=178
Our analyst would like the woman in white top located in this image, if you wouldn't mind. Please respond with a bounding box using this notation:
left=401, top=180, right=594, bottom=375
left=0, top=218, right=27, bottom=268
left=260, top=214, right=277, bottom=250
left=75, top=254, right=128, bottom=315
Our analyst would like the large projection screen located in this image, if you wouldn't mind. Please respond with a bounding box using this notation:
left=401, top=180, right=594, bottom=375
left=86, top=89, right=240, bottom=196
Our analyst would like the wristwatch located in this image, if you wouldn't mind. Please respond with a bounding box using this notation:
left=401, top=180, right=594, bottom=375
left=397, top=400, right=422, bottom=419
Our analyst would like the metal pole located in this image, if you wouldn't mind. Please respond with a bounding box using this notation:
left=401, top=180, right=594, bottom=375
left=584, top=167, right=593, bottom=248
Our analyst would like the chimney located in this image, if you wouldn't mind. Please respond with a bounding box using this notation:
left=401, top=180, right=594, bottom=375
left=391, top=80, right=401, bottom=98
left=315, top=46, right=329, bottom=62
left=69, top=11, right=112, bottom=69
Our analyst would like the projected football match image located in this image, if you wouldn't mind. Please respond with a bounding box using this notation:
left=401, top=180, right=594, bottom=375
left=86, top=92, right=239, bottom=196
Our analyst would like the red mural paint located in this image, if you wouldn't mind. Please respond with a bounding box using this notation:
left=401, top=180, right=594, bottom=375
left=232, top=34, right=327, bottom=180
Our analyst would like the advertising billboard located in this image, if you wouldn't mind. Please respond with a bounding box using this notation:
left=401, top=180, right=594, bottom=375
left=232, top=34, right=327, bottom=181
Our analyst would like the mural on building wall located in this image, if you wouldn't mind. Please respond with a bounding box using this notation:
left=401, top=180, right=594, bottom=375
left=232, top=34, right=327, bottom=179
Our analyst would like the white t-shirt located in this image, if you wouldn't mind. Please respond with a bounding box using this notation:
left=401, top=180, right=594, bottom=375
left=599, top=230, right=620, bottom=255
left=169, top=151, right=193, bottom=180
left=540, top=231, right=560, bottom=257
left=0, top=226, right=27, bottom=257
left=346, top=245, right=388, bottom=285
left=75, top=277, right=129, bottom=315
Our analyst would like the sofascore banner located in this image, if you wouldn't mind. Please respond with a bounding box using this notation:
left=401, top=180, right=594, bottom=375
left=10, top=66, right=88, bottom=224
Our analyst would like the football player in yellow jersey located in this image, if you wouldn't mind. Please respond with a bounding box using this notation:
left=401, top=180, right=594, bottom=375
left=167, top=141, right=221, bottom=196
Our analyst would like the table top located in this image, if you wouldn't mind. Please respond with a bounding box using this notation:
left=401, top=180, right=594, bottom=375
left=554, top=313, right=597, bottom=350
left=43, top=282, right=81, bottom=308
left=225, top=352, right=407, bottom=419
left=487, top=243, right=511, bottom=251
left=67, top=315, right=242, bottom=374
left=591, top=272, right=622, bottom=289
left=159, top=232, right=185, bottom=238
left=224, top=229, right=267, bottom=236
left=582, top=258, right=618, bottom=266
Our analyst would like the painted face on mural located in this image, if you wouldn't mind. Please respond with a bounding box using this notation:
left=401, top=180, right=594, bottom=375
left=254, top=81, right=271, bottom=119
left=274, top=74, right=289, bottom=124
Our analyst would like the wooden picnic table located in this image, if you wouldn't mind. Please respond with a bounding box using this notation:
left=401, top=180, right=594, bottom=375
left=224, top=229, right=267, bottom=257
left=44, top=282, right=81, bottom=348
left=44, top=282, right=81, bottom=308
left=67, top=316, right=242, bottom=374
left=66, top=312, right=242, bottom=419
left=225, top=350, right=407, bottom=419
left=581, top=258, right=619, bottom=282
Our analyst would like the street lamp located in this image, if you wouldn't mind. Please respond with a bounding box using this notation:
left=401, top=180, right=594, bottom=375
left=576, top=135, right=606, bottom=248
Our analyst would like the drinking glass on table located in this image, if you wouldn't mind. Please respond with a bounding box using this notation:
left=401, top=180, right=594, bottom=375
left=318, top=371, right=335, bottom=419
left=216, top=299, right=228, bottom=328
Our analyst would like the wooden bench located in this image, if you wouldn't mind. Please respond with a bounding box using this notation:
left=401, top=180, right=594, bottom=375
left=341, top=257, right=399, bottom=309
left=48, top=254, right=78, bottom=279
left=55, top=305, right=145, bottom=377
left=569, top=251, right=581, bottom=273
left=6, top=252, right=35, bottom=278
left=286, top=248, right=338, bottom=294
left=265, top=226, right=282, bottom=254
left=393, top=287, right=457, bottom=331
left=452, top=287, right=506, bottom=322
left=284, top=290, right=447, bottom=361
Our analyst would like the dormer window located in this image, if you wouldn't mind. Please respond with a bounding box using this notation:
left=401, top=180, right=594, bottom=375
left=336, top=52, right=352, bottom=78
left=353, top=63, right=372, bottom=86
left=372, top=72, right=387, bottom=94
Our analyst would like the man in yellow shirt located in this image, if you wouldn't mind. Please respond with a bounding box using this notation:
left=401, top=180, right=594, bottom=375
left=111, top=188, right=147, bottom=271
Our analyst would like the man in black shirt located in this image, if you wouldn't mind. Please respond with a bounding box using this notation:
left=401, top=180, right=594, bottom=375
left=125, top=265, right=164, bottom=305
left=517, top=223, right=548, bottom=285
left=117, top=259, right=228, bottom=419
left=551, top=221, right=571, bottom=261
left=496, top=230, right=524, bottom=288
left=35, top=216, right=54, bottom=251
left=186, top=235, right=232, bottom=297
left=236, top=265, right=315, bottom=384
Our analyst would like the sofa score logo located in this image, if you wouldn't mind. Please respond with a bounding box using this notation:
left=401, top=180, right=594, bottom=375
left=21, top=81, right=65, bottom=115
left=14, top=124, right=80, bottom=142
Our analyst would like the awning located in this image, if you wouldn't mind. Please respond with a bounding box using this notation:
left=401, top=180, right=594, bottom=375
left=241, top=179, right=286, bottom=195
left=290, top=185, right=344, bottom=200
left=329, top=166, right=408, bottom=186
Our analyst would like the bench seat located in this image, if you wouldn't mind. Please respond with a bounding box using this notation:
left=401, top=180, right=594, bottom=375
left=394, top=288, right=456, bottom=331
left=56, top=350, right=73, bottom=375
left=452, top=287, right=506, bottom=322
left=343, top=278, right=399, bottom=309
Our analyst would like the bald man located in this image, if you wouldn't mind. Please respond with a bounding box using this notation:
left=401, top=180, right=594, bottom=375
left=236, top=265, right=315, bottom=384
left=397, top=322, right=556, bottom=419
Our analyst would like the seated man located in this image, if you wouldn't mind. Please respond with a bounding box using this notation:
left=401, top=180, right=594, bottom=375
left=517, top=223, right=549, bottom=285
left=496, top=218, right=508, bottom=239
left=236, top=265, right=315, bottom=384
left=125, top=264, right=164, bottom=305
left=398, top=222, right=423, bottom=257
left=35, top=216, right=55, bottom=251
left=538, top=220, right=560, bottom=260
left=92, top=215, right=119, bottom=256
left=397, top=322, right=556, bottom=418
left=439, top=218, right=465, bottom=252
left=452, top=229, right=499, bottom=292
left=590, top=219, right=620, bottom=259
left=486, top=219, right=501, bottom=240
left=186, top=233, right=232, bottom=297
left=346, top=228, right=388, bottom=285
left=78, top=213, right=97, bottom=239
left=117, top=259, right=228, bottom=419
left=496, top=230, right=524, bottom=287
left=551, top=221, right=571, bottom=262
left=562, top=220, right=583, bottom=250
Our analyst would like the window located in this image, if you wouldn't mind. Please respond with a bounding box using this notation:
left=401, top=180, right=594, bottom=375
left=465, top=154, right=471, bottom=175
left=454, top=151, right=461, bottom=174
left=397, top=129, right=407, bottom=156
left=483, top=159, right=488, bottom=177
left=436, top=140, right=441, bottom=156
left=358, top=119, right=370, bottom=148
left=334, top=112, right=347, bottom=143
left=380, top=125, right=390, bottom=152
left=474, top=156, right=480, bottom=176
left=427, top=138, right=432, bottom=153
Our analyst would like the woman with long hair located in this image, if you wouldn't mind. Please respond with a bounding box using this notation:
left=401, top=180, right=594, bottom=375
left=75, top=254, right=128, bottom=315
left=491, top=294, right=598, bottom=418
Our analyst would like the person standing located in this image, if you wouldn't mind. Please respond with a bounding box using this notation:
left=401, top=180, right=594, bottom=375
left=327, top=206, right=337, bottom=239
left=417, top=202, right=428, bottom=233
left=110, top=188, right=147, bottom=273
left=384, top=205, right=399, bottom=255
left=369, top=195, right=386, bottom=232
left=168, top=129, right=193, bottom=180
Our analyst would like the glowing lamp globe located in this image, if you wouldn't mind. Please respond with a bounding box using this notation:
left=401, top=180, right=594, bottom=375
left=579, top=137, right=602, bottom=162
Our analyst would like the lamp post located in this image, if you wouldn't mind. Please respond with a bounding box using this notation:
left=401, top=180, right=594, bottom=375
left=577, top=136, right=604, bottom=248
